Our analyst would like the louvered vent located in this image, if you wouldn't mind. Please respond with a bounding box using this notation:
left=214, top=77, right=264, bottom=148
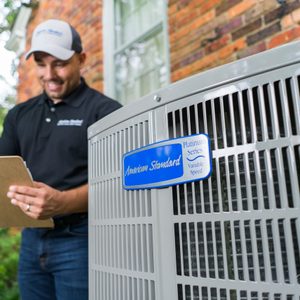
left=168, top=77, right=300, bottom=299
left=89, top=116, right=157, bottom=300
left=89, top=42, right=300, bottom=300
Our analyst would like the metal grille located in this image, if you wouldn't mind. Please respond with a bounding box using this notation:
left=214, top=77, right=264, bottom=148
left=168, top=72, right=300, bottom=299
left=89, top=114, right=157, bottom=300
left=89, top=41, right=300, bottom=300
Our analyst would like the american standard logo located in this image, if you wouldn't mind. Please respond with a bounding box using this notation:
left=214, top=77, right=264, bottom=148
left=125, top=155, right=182, bottom=176
left=57, top=119, right=83, bottom=126
left=123, top=134, right=212, bottom=190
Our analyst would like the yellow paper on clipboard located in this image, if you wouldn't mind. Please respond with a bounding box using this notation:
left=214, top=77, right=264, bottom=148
left=0, top=156, right=53, bottom=228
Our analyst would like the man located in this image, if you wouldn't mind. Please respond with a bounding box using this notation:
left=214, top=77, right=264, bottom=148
left=0, top=19, right=121, bottom=299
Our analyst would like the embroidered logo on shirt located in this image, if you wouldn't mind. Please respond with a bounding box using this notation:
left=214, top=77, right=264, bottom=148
left=57, top=119, right=83, bottom=126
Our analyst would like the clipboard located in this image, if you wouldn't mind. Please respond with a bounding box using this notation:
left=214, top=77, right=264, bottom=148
left=0, top=156, right=53, bottom=228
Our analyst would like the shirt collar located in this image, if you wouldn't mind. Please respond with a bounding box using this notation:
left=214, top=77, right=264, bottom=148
left=38, top=78, right=88, bottom=107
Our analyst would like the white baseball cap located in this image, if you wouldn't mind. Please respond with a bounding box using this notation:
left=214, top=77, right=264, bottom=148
left=25, top=19, right=83, bottom=60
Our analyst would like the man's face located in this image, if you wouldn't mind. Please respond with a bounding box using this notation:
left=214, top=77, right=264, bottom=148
left=34, top=52, right=86, bottom=102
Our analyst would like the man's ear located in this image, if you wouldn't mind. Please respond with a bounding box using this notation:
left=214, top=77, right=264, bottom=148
left=78, top=52, right=86, bottom=66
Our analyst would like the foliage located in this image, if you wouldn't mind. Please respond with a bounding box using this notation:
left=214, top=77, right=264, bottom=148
left=0, top=0, right=21, bottom=33
left=0, top=107, right=9, bottom=135
left=0, top=0, right=39, bottom=33
left=0, top=3, right=23, bottom=299
left=0, top=229, right=21, bottom=300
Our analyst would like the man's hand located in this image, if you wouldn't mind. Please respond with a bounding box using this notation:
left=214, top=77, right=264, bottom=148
left=7, top=181, right=88, bottom=220
left=7, top=181, right=64, bottom=219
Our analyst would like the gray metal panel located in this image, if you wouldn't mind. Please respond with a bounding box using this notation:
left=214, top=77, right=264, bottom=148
left=89, top=111, right=164, bottom=300
left=89, top=41, right=300, bottom=300
left=165, top=62, right=300, bottom=299
left=88, top=40, right=300, bottom=140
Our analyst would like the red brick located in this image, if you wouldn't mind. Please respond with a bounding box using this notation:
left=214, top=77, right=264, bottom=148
left=168, top=3, right=178, bottom=15
left=199, top=0, right=222, bottom=15
left=237, top=41, right=266, bottom=59
left=269, top=26, right=300, bottom=48
left=247, top=22, right=281, bottom=46
left=265, top=1, right=300, bottom=24
left=17, top=0, right=300, bottom=103
left=216, top=0, right=242, bottom=16
left=232, top=18, right=262, bottom=41
left=218, top=38, right=246, bottom=60
left=216, top=16, right=243, bottom=35
left=281, top=8, right=300, bottom=29
left=205, top=34, right=231, bottom=55
left=227, top=0, right=256, bottom=19
left=191, top=10, right=215, bottom=30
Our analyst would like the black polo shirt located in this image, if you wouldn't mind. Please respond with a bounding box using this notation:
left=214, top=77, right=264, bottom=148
left=0, top=79, right=121, bottom=190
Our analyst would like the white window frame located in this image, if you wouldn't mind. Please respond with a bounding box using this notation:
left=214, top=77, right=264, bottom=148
left=5, top=5, right=32, bottom=57
left=103, top=0, right=170, bottom=104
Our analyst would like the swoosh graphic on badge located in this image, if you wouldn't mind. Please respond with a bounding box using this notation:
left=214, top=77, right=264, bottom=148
left=186, top=155, right=205, bottom=162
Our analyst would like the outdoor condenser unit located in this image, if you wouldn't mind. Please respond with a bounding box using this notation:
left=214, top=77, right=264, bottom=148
left=88, top=41, right=300, bottom=300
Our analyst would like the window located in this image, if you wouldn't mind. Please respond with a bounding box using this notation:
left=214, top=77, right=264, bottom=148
left=103, top=0, right=169, bottom=105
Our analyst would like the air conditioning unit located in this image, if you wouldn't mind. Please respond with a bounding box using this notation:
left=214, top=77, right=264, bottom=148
left=88, top=41, right=300, bottom=300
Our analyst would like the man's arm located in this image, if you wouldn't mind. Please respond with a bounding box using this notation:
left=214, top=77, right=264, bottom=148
left=7, top=182, right=88, bottom=219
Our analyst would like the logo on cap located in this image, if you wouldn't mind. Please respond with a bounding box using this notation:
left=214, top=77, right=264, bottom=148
left=36, top=29, right=63, bottom=37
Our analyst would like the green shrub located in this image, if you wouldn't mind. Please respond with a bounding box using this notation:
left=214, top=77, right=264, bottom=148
left=0, top=229, right=20, bottom=300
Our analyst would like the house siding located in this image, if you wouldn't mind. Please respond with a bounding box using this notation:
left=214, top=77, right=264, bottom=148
left=17, top=0, right=300, bottom=102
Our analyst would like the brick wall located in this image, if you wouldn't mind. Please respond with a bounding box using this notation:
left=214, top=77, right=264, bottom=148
left=169, top=0, right=300, bottom=82
left=17, top=0, right=300, bottom=101
left=17, top=0, right=103, bottom=102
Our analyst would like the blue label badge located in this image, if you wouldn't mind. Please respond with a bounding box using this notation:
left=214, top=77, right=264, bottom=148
left=123, top=134, right=212, bottom=190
